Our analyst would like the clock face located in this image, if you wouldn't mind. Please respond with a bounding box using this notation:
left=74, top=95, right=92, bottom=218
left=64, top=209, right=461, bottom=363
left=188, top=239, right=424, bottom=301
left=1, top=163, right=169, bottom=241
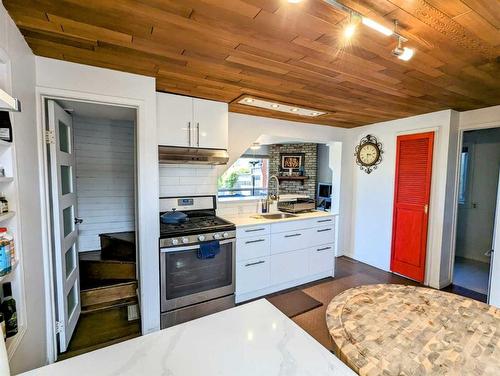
left=358, top=143, right=380, bottom=166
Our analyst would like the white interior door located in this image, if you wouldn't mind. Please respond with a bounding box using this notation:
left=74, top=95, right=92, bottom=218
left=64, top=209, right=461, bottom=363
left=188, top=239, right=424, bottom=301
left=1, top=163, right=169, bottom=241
left=488, top=168, right=500, bottom=308
left=48, top=100, right=81, bottom=352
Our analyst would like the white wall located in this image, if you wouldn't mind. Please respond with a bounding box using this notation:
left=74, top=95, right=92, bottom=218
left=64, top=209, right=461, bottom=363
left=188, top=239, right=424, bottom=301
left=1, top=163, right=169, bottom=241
left=35, top=57, right=160, bottom=352
left=0, top=4, right=47, bottom=373
left=74, top=117, right=135, bottom=251
left=343, top=110, right=457, bottom=288
left=317, top=144, right=333, bottom=184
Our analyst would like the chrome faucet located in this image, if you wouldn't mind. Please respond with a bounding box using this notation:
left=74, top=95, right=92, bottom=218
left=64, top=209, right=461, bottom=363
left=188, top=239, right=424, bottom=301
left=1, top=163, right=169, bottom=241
left=269, top=175, right=280, bottom=202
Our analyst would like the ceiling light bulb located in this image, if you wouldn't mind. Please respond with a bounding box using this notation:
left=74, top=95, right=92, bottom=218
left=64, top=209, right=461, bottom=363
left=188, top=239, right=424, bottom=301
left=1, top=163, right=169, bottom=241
left=398, top=47, right=414, bottom=61
left=287, top=0, right=302, bottom=3
left=310, top=112, right=320, bottom=116
left=290, top=108, right=299, bottom=112
left=244, top=98, right=254, bottom=103
left=344, top=24, right=357, bottom=39
left=362, top=17, right=393, bottom=36
left=270, top=104, right=280, bottom=108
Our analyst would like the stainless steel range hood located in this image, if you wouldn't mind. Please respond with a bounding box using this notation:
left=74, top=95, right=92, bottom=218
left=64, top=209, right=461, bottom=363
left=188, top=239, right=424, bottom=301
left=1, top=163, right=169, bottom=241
left=159, top=146, right=229, bottom=165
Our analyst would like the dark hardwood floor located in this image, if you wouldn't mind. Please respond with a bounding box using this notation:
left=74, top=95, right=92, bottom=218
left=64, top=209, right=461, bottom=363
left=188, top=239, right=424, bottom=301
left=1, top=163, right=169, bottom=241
left=268, top=256, right=484, bottom=351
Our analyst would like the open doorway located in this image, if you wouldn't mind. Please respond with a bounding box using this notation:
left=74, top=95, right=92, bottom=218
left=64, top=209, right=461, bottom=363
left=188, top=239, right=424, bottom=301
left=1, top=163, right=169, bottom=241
left=44, top=98, right=140, bottom=360
left=452, top=127, right=500, bottom=301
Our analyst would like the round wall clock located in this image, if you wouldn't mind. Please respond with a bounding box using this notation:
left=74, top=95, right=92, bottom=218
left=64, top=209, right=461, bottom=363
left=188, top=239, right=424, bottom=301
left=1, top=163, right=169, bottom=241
left=354, top=134, right=383, bottom=174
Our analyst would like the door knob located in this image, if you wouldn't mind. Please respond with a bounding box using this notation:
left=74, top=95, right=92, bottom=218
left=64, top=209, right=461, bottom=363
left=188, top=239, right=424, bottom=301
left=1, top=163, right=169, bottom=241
left=74, top=217, right=83, bottom=225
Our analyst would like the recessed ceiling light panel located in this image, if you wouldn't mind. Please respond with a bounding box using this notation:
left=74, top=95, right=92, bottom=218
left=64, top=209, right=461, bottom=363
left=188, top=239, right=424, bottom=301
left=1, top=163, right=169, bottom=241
left=238, top=97, right=327, bottom=117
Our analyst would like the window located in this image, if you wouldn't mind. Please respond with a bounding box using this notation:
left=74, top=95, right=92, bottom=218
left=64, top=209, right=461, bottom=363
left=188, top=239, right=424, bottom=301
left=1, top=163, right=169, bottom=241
left=218, top=157, right=269, bottom=199
left=458, top=145, right=470, bottom=205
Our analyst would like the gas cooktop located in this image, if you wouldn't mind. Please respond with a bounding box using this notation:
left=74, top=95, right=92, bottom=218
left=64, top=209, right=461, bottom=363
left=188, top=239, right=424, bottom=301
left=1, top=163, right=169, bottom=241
left=160, top=215, right=235, bottom=238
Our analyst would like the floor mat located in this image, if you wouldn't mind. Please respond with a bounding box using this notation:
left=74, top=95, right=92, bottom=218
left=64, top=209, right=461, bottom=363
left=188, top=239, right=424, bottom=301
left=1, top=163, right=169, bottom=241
left=267, top=290, right=323, bottom=318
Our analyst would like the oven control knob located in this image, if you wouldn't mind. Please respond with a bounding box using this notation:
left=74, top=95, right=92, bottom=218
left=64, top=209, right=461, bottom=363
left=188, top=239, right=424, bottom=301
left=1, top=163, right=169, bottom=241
left=198, top=235, right=206, bottom=242
left=213, top=233, right=221, bottom=240
left=171, top=238, right=179, bottom=246
left=181, top=237, right=189, bottom=244
left=222, top=232, right=229, bottom=238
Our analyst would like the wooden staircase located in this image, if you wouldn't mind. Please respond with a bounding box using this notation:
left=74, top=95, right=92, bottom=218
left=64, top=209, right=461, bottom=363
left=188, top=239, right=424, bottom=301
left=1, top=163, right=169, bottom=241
left=59, top=231, right=140, bottom=360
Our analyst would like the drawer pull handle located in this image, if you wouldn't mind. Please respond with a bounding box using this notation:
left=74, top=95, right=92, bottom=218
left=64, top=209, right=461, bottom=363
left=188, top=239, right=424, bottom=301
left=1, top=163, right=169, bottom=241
left=285, top=233, right=301, bottom=238
left=245, top=228, right=266, bottom=233
left=245, top=260, right=265, bottom=267
left=317, top=219, right=332, bottom=223
left=245, top=239, right=266, bottom=244
left=317, top=228, right=332, bottom=233
left=317, top=247, right=331, bottom=252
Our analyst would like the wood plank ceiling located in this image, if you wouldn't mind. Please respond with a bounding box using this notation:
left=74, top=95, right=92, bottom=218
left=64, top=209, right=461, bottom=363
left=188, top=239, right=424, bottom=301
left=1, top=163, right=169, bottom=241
left=3, top=0, right=500, bottom=128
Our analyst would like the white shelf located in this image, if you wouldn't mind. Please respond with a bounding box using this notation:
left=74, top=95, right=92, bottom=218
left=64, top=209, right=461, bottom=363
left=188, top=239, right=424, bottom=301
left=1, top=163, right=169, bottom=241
left=0, top=259, right=18, bottom=284
left=0, top=177, right=13, bottom=183
left=0, top=211, right=14, bottom=222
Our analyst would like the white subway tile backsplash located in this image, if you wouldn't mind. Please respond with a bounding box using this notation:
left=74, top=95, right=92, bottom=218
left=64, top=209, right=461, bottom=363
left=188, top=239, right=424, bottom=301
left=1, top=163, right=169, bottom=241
left=159, top=165, right=218, bottom=197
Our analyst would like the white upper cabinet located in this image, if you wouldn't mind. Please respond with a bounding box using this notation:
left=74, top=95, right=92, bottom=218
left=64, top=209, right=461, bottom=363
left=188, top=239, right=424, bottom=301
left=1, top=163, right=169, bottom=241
left=157, top=92, right=228, bottom=149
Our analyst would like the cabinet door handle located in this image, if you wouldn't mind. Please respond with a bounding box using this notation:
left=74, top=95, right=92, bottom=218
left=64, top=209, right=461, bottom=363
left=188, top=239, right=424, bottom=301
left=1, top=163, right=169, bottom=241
left=317, top=219, right=332, bottom=223
left=245, top=228, right=266, bottom=233
left=285, top=233, right=301, bottom=238
left=245, top=260, right=265, bottom=267
left=245, top=239, right=266, bottom=244
left=187, top=122, right=191, bottom=146
left=317, top=228, right=332, bottom=233
left=196, top=122, right=200, bottom=147
left=317, top=246, right=331, bottom=252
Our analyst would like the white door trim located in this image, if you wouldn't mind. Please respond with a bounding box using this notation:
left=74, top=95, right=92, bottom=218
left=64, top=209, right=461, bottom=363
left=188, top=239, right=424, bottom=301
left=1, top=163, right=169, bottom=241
left=35, top=87, right=154, bottom=363
left=446, top=121, right=500, bottom=295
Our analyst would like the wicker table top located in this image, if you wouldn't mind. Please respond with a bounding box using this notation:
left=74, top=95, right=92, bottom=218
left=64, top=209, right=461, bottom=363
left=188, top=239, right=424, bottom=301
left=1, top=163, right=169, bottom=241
left=326, top=284, right=500, bottom=375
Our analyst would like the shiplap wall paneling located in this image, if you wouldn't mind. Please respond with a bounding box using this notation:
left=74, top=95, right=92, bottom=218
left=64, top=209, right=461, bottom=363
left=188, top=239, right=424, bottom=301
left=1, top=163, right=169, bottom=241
left=74, top=117, right=135, bottom=252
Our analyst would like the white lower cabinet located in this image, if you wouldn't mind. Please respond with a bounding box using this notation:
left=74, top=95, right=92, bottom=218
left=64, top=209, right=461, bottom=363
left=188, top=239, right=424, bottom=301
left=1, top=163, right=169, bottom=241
left=235, top=216, right=336, bottom=303
left=270, top=249, right=310, bottom=285
left=236, top=257, right=270, bottom=295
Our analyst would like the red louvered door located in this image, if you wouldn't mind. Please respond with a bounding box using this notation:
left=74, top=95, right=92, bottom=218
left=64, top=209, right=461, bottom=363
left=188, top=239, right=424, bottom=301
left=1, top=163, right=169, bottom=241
left=390, top=132, right=434, bottom=282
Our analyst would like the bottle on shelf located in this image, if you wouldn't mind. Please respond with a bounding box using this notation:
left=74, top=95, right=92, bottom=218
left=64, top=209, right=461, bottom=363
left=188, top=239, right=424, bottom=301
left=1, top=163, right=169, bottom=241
left=0, top=240, right=10, bottom=276
left=0, top=193, right=8, bottom=214
left=0, top=312, right=5, bottom=341
left=1, top=283, right=17, bottom=338
left=0, top=229, right=14, bottom=267
left=0, top=112, right=12, bottom=143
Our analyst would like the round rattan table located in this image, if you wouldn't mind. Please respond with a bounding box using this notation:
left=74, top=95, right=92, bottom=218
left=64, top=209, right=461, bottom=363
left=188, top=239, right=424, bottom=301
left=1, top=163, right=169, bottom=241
left=326, top=284, right=500, bottom=376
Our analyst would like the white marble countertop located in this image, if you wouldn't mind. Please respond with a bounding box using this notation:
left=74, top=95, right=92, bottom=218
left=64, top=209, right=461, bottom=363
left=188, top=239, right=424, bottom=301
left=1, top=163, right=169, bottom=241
left=21, top=300, right=354, bottom=376
left=221, top=210, right=337, bottom=227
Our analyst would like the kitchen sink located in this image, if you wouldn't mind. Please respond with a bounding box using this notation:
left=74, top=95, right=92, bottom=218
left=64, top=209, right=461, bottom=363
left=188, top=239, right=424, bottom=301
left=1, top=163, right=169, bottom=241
left=251, top=213, right=297, bottom=220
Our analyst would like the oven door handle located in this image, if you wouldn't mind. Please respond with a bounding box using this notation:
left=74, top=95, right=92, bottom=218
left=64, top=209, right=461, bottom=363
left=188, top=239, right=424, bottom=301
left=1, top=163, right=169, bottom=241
left=161, top=239, right=235, bottom=253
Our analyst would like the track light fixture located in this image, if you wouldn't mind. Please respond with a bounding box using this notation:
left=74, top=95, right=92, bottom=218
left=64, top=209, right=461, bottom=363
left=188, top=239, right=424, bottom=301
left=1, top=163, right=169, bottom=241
left=322, top=0, right=414, bottom=61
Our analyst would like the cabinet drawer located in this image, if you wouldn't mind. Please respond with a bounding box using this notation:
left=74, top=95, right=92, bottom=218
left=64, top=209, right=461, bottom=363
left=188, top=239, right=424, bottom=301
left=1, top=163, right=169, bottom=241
left=309, top=244, right=335, bottom=275
left=237, top=225, right=270, bottom=239
left=236, top=235, right=270, bottom=261
left=270, top=228, right=313, bottom=254
left=236, top=257, right=270, bottom=294
left=270, top=249, right=309, bottom=285
left=312, top=226, right=335, bottom=246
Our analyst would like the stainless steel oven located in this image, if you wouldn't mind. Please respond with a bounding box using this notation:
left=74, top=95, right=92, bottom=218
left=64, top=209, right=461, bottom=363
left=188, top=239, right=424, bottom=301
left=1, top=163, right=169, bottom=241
left=160, top=234, right=236, bottom=328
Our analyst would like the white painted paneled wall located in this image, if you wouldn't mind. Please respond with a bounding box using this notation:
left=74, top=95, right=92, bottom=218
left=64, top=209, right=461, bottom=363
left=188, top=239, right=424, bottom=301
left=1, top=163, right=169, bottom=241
left=74, top=116, right=135, bottom=251
left=159, top=164, right=218, bottom=197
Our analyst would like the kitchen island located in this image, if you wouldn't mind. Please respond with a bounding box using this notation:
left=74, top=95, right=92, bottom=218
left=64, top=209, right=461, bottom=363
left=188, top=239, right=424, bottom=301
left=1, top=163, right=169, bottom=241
left=21, top=299, right=355, bottom=376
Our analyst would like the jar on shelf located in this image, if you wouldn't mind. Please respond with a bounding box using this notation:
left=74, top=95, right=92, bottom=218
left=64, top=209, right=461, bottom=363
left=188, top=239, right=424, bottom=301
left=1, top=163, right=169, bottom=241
left=0, top=228, right=14, bottom=266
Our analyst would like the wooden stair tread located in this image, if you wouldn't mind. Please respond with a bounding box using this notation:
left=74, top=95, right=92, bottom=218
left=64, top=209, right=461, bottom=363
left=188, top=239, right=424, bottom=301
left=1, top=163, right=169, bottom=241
left=58, top=333, right=141, bottom=361
left=82, top=296, right=138, bottom=314
left=81, top=280, right=138, bottom=308
left=63, top=303, right=141, bottom=353
left=99, top=231, right=135, bottom=245
left=81, top=279, right=136, bottom=291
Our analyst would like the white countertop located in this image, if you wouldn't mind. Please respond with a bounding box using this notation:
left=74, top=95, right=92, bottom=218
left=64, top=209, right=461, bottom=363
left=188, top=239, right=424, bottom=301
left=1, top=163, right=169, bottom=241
left=21, top=300, right=354, bottom=376
left=221, top=210, right=337, bottom=227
